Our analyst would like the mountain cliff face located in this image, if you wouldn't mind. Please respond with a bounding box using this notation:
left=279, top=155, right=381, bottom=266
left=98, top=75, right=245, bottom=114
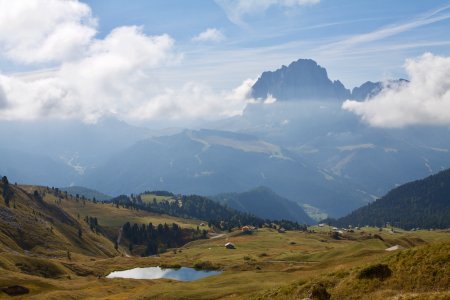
left=251, top=58, right=407, bottom=101
left=351, top=81, right=383, bottom=100
left=351, top=79, right=409, bottom=100
left=251, top=59, right=351, bottom=101
left=329, top=169, right=450, bottom=229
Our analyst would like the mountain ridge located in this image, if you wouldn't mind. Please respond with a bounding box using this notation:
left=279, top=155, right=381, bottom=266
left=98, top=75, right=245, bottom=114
left=212, top=186, right=314, bottom=224
left=251, top=58, right=406, bottom=101
left=327, top=168, right=450, bottom=229
left=81, top=129, right=370, bottom=217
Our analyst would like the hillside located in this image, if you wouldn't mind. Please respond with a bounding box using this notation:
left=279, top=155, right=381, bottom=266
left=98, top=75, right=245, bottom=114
left=255, top=240, right=450, bottom=300
left=0, top=180, right=116, bottom=258
left=60, top=186, right=112, bottom=201
left=212, top=186, right=314, bottom=224
left=329, top=169, right=450, bottom=229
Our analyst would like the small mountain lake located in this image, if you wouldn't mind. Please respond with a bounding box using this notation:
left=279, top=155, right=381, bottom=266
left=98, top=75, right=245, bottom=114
left=106, top=266, right=222, bottom=281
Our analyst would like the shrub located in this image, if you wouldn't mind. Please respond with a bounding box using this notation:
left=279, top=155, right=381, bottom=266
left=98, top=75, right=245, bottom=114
left=309, top=283, right=331, bottom=300
left=358, top=263, right=392, bottom=280
left=193, top=261, right=219, bottom=270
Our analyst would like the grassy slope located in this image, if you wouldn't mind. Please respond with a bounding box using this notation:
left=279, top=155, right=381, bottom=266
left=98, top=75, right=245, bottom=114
left=0, top=185, right=206, bottom=294
left=1, top=221, right=448, bottom=299
left=254, top=238, right=450, bottom=300
left=0, top=184, right=448, bottom=299
left=0, top=185, right=116, bottom=258
left=57, top=192, right=204, bottom=230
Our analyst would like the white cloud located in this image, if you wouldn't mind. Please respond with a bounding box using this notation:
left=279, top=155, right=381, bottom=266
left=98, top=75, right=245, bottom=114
left=0, top=1, right=254, bottom=124
left=129, top=79, right=255, bottom=121
left=192, top=28, right=225, bottom=42
left=342, top=53, right=450, bottom=128
left=0, top=0, right=96, bottom=64
left=215, top=0, right=319, bottom=26
left=0, top=26, right=176, bottom=123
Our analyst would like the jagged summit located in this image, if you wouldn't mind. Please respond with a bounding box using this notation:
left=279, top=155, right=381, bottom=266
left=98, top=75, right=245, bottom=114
left=251, top=58, right=407, bottom=101
left=251, top=58, right=351, bottom=101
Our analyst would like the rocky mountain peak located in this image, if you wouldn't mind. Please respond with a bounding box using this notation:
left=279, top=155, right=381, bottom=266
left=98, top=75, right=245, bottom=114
left=251, top=58, right=351, bottom=101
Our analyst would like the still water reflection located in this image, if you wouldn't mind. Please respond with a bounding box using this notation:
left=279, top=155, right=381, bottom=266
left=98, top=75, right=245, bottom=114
left=106, top=266, right=222, bottom=281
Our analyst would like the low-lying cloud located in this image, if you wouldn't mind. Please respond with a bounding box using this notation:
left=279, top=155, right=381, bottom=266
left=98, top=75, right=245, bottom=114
left=0, top=0, right=253, bottom=124
left=129, top=79, right=255, bottom=122
left=342, top=53, right=450, bottom=128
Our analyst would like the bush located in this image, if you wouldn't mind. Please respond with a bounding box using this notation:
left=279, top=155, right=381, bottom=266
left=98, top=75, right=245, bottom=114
left=329, top=231, right=339, bottom=239
left=309, top=283, right=331, bottom=300
left=160, top=263, right=181, bottom=269
left=358, top=263, right=392, bottom=280
left=193, top=261, right=219, bottom=270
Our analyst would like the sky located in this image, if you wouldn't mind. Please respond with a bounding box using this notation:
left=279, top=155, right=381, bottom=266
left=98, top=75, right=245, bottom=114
left=0, top=0, right=450, bottom=127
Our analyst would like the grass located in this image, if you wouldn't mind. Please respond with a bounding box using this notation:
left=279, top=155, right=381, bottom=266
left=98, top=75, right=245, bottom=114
left=140, top=193, right=176, bottom=203
left=43, top=191, right=205, bottom=230
left=0, top=184, right=449, bottom=299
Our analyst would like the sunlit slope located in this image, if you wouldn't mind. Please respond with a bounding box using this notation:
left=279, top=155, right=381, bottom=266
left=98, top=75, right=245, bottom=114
left=0, top=184, right=116, bottom=258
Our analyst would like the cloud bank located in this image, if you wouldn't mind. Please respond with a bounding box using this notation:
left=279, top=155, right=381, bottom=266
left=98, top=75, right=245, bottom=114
left=0, top=0, right=252, bottom=124
left=343, top=53, right=450, bottom=128
left=216, top=0, right=319, bottom=26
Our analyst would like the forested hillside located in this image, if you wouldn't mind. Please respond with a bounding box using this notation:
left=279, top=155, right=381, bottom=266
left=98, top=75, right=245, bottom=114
left=328, top=169, right=450, bottom=229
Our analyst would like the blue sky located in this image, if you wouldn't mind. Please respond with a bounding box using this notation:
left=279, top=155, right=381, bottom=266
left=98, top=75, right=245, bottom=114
left=83, top=0, right=450, bottom=88
left=1, top=0, right=450, bottom=126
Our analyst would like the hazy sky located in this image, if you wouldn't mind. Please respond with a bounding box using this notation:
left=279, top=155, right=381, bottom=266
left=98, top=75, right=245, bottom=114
left=1, top=0, right=450, bottom=126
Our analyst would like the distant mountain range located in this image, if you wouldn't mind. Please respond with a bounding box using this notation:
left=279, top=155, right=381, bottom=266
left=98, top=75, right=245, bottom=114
left=1, top=58, right=449, bottom=220
left=212, top=186, right=314, bottom=224
left=81, top=129, right=369, bottom=217
left=328, top=169, right=450, bottom=229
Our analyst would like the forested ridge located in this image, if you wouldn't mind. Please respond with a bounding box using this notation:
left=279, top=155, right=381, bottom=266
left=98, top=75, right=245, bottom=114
left=328, top=169, right=450, bottom=229
left=111, top=193, right=307, bottom=231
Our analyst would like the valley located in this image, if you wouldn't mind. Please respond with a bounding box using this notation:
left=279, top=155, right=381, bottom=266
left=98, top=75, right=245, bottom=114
left=0, top=181, right=448, bottom=299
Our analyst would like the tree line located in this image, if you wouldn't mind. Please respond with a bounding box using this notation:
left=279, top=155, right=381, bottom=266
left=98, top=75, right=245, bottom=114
left=112, top=193, right=307, bottom=232
left=122, top=222, right=207, bottom=256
